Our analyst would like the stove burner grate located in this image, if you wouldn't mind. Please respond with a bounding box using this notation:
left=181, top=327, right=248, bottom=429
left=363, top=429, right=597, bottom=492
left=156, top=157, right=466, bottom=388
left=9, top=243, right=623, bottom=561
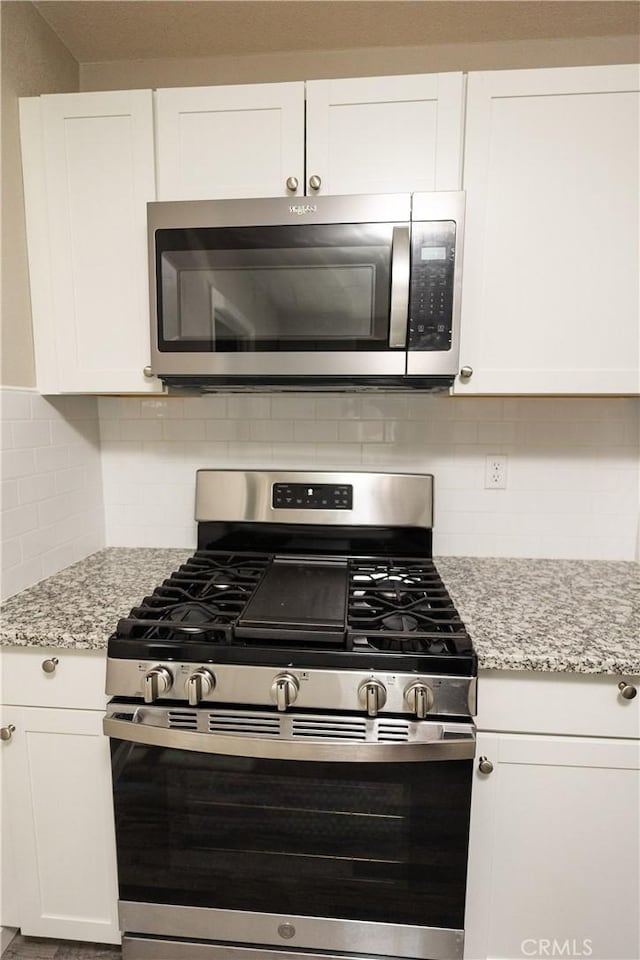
left=347, top=558, right=467, bottom=649
left=116, top=551, right=270, bottom=642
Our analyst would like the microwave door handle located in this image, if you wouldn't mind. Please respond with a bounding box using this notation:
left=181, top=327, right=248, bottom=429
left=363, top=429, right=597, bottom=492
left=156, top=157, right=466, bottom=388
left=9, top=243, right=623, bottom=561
left=388, top=225, right=411, bottom=348
left=104, top=714, right=475, bottom=763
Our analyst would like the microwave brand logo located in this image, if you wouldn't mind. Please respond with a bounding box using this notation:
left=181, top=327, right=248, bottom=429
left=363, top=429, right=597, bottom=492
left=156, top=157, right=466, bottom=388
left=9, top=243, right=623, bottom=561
left=289, top=203, right=317, bottom=215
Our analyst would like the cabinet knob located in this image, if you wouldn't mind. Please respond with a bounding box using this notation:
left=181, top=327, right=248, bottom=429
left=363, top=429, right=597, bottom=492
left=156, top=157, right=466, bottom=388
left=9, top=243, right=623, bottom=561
left=0, top=724, right=15, bottom=742
left=618, top=681, right=637, bottom=700
left=308, top=174, right=322, bottom=191
left=42, top=657, right=59, bottom=674
left=478, top=756, right=494, bottom=775
left=285, top=176, right=299, bottom=192
left=143, top=365, right=154, bottom=378
left=459, top=365, right=473, bottom=381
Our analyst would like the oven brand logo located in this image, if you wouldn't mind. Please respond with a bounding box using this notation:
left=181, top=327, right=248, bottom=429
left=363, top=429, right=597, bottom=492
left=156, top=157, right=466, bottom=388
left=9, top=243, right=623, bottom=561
left=289, top=203, right=317, bottom=215
left=521, top=939, right=593, bottom=957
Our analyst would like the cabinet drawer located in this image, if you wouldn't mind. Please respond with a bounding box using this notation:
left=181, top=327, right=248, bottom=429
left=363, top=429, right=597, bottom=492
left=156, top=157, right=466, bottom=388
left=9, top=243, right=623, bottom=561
left=477, top=670, right=640, bottom=739
left=1, top=648, right=107, bottom=710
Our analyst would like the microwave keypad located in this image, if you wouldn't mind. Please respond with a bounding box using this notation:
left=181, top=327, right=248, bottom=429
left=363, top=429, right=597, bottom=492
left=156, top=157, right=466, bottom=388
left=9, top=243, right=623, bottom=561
left=408, top=221, right=456, bottom=351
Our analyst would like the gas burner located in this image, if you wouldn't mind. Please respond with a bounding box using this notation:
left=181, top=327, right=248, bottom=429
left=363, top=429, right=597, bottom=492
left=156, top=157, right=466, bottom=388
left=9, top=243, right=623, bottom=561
left=381, top=612, right=419, bottom=632
left=164, top=602, right=226, bottom=626
left=362, top=635, right=454, bottom=654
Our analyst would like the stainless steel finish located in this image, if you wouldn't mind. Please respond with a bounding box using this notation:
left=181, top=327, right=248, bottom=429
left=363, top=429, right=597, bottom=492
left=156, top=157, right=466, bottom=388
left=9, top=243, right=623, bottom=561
left=151, top=350, right=406, bottom=379
left=358, top=679, right=387, bottom=717
left=107, top=657, right=476, bottom=718
left=149, top=194, right=410, bottom=232
left=119, top=901, right=464, bottom=960
left=308, top=174, right=322, bottom=191
left=285, top=176, right=299, bottom=192
left=478, top=756, right=494, bottom=775
left=195, top=470, right=434, bottom=528
left=148, top=194, right=416, bottom=381
left=459, top=366, right=473, bottom=381
left=618, top=681, right=637, bottom=700
left=388, top=226, right=410, bottom=349
left=142, top=666, right=173, bottom=704
left=143, top=365, right=154, bottom=378
left=404, top=681, right=434, bottom=719
left=104, top=707, right=476, bottom=762
left=271, top=673, right=299, bottom=711
left=406, top=191, right=465, bottom=380
left=0, top=724, right=15, bottom=742
left=41, top=657, right=59, bottom=674
left=123, top=936, right=417, bottom=960
left=187, top=668, right=216, bottom=706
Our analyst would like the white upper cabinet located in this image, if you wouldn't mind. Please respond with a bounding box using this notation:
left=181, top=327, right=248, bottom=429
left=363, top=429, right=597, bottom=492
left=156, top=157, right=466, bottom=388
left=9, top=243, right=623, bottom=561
left=20, top=90, right=161, bottom=394
left=305, top=73, right=464, bottom=195
left=155, top=82, right=305, bottom=200
left=456, top=64, right=640, bottom=395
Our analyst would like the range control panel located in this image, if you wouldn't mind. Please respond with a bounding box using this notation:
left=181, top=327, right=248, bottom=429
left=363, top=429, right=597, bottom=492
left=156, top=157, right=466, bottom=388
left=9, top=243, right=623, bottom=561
left=272, top=483, right=353, bottom=510
left=408, top=220, right=457, bottom=352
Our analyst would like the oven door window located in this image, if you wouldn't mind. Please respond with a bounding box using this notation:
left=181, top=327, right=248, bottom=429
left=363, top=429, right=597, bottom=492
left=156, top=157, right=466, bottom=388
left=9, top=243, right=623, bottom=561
left=111, top=742, right=472, bottom=929
left=155, top=224, right=397, bottom=352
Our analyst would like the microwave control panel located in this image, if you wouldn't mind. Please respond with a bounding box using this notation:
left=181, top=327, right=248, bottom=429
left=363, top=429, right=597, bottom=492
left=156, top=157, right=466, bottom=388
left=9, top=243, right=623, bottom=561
left=408, top=221, right=457, bottom=351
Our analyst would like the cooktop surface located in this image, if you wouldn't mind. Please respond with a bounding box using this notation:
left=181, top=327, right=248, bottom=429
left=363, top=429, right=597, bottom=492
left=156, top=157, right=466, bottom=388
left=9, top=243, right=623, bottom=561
left=109, top=550, right=476, bottom=676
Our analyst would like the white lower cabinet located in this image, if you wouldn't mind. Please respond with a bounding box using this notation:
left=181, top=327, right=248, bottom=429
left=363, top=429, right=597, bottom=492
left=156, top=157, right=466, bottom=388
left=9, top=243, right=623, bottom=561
left=0, top=649, right=119, bottom=944
left=465, top=674, right=640, bottom=960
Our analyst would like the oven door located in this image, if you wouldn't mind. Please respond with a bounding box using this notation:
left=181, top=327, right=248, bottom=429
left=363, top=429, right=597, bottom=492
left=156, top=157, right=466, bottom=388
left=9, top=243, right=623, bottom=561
left=105, top=708, right=474, bottom=960
left=148, top=194, right=411, bottom=380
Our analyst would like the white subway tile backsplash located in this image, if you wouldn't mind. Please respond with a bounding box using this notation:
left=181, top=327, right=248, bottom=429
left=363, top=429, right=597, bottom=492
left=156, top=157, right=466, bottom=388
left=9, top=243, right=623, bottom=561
left=3, top=448, right=36, bottom=479
left=2, top=537, right=22, bottom=570
left=97, top=393, right=639, bottom=559
left=1, top=388, right=105, bottom=600
left=19, top=473, right=56, bottom=504
left=2, top=504, right=40, bottom=539
left=1, top=480, right=20, bottom=511
left=271, top=396, right=316, bottom=420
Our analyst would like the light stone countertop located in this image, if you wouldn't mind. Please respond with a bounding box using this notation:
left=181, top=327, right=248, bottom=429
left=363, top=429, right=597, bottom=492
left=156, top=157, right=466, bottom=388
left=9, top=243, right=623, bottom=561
left=1, top=548, right=638, bottom=675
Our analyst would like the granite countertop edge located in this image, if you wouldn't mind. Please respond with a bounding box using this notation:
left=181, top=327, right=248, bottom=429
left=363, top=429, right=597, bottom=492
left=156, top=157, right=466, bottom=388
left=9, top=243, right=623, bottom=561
left=1, top=548, right=638, bottom=677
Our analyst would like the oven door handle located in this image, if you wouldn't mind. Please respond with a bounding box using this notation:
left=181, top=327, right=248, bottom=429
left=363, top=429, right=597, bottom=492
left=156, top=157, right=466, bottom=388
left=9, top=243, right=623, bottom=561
left=103, top=715, right=475, bottom=762
left=388, top=225, right=411, bottom=348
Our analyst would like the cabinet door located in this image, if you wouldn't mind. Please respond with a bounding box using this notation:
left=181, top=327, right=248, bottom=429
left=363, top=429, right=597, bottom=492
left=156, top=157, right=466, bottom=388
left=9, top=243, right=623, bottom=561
left=1, top=706, right=119, bottom=943
left=0, top=710, right=20, bottom=928
left=465, top=732, right=640, bottom=960
left=306, top=73, right=464, bottom=195
left=457, top=65, right=640, bottom=395
left=155, top=83, right=304, bottom=200
left=20, top=90, right=160, bottom=394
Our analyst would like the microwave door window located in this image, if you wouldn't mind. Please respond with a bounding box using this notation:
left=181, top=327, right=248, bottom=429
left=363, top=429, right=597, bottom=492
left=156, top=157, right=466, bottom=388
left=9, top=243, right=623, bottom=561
left=156, top=224, right=398, bottom=352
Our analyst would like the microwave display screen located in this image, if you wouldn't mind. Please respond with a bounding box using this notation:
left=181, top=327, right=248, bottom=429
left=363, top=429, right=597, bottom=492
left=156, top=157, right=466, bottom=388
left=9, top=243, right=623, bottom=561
left=421, top=246, right=447, bottom=261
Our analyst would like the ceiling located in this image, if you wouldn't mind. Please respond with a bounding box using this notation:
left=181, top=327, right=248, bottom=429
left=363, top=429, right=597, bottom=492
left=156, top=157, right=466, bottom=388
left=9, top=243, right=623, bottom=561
left=32, top=1, right=640, bottom=63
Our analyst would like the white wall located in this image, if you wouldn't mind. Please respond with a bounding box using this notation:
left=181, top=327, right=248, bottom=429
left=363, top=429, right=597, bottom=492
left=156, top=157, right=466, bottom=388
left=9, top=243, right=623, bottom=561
left=0, top=387, right=105, bottom=600
left=98, top=394, right=639, bottom=561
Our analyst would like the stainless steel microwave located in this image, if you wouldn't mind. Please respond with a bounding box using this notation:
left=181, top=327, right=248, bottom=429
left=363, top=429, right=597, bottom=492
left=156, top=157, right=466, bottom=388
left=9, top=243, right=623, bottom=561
left=147, top=192, right=465, bottom=392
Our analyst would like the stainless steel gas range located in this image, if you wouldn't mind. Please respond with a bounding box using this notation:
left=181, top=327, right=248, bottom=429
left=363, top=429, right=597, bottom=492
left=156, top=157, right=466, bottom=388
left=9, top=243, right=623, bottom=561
left=104, top=470, right=477, bottom=960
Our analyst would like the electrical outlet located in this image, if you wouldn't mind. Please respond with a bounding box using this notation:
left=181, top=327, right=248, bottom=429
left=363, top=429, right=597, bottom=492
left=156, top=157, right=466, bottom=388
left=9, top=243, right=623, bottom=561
left=485, top=455, right=507, bottom=489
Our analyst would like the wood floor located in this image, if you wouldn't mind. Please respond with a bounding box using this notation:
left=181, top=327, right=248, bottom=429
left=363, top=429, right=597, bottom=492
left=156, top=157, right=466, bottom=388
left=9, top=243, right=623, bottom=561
left=2, top=936, right=121, bottom=959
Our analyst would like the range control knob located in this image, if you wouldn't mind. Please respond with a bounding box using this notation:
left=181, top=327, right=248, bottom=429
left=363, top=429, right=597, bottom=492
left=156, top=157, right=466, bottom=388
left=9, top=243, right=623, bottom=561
left=186, top=668, right=216, bottom=706
left=358, top=678, right=387, bottom=717
left=271, top=673, right=300, bottom=712
left=404, top=681, right=435, bottom=718
left=142, top=666, right=173, bottom=703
